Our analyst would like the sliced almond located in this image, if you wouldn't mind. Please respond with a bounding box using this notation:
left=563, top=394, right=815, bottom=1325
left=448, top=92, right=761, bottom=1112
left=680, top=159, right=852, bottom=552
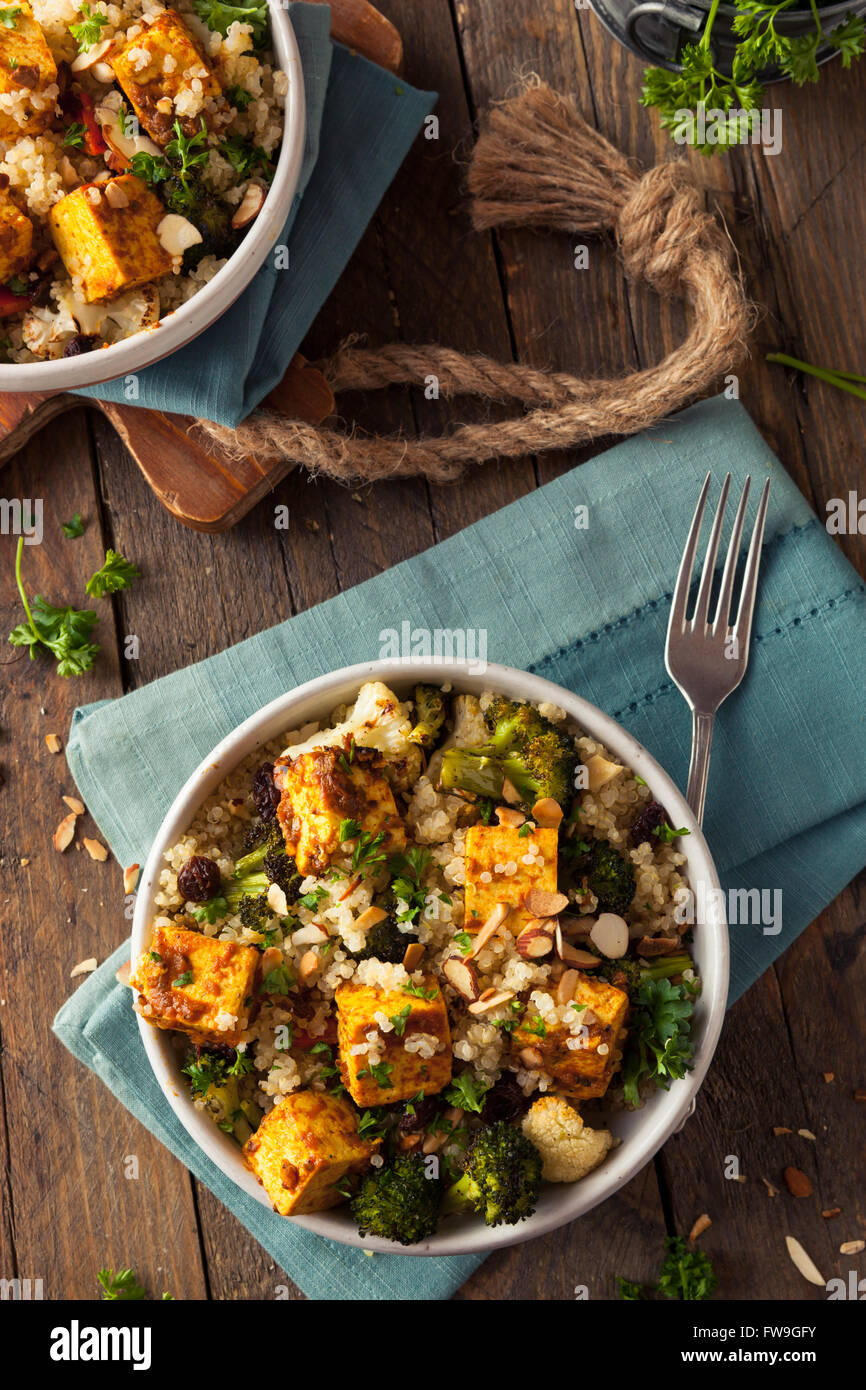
left=96, top=103, right=161, bottom=165
left=773, top=1126, right=792, bottom=1136
left=519, top=1045, right=544, bottom=1069
left=298, top=950, right=321, bottom=985
left=585, top=752, right=624, bottom=792
left=495, top=806, right=525, bottom=828
left=70, top=956, right=98, bottom=977
left=157, top=213, right=203, bottom=257
left=559, top=913, right=595, bottom=939
left=259, top=946, right=283, bottom=976
left=783, top=1166, right=813, bottom=1198
left=554, top=968, right=580, bottom=1006
left=45, top=733, right=62, bottom=754
left=123, top=863, right=140, bottom=894
left=840, top=1239, right=865, bottom=1255
left=71, top=36, right=114, bottom=71
left=501, top=775, right=521, bottom=805
left=589, top=912, right=629, bottom=959
left=83, top=837, right=108, bottom=862
left=822, top=1208, right=841, bottom=1219
left=784, top=1235, right=825, bottom=1287
left=531, top=797, right=564, bottom=828
left=798, top=1128, right=817, bottom=1141
left=266, top=882, right=289, bottom=918
left=92, top=59, right=114, bottom=83
left=636, top=933, right=681, bottom=957
left=823, top=1072, right=834, bottom=1083
left=53, top=813, right=77, bottom=852
left=442, top=955, right=479, bottom=1001
left=402, top=942, right=424, bottom=972
left=516, top=920, right=554, bottom=959
left=291, top=923, right=329, bottom=946
left=60, top=155, right=79, bottom=187
left=559, top=940, right=601, bottom=968
left=465, top=901, right=510, bottom=960
left=762, top=1177, right=779, bottom=1197
left=63, top=795, right=85, bottom=815
left=104, top=179, right=129, bottom=209
left=468, top=988, right=515, bottom=1016
left=354, top=905, right=388, bottom=932
left=688, top=1213, right=712, bottom=1242
left=524, top=887, right=568, bottom=918
left=231, top=182, right=265, bottom=230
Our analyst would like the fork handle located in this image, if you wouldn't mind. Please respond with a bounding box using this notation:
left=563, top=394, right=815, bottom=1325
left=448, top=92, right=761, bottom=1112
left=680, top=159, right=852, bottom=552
left=686, top=710, right=715, bottom=827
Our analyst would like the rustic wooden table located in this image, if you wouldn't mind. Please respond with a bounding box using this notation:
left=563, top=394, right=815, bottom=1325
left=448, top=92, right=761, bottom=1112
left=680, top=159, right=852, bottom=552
left=1, top=0, right=863, bottom=1302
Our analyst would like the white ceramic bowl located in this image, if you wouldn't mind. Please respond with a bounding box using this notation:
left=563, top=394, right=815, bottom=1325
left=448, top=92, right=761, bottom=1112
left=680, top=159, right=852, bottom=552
left=0, top=3, right=305, bottom=392
left=131, top=659, right=729, bottom=1256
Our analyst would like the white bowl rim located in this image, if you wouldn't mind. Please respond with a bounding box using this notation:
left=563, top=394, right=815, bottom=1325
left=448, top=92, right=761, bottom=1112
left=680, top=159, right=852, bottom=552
left=0, top=1, right=306, bottom=392
left=131, top=657, right=729, bottom=1258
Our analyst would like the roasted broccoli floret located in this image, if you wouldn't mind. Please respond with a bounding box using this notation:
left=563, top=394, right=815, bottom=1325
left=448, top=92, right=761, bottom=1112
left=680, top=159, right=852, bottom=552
left=439, top=702, right=577, bottom=810
left=263, top=846, right=302, bottom=903
left=563, top=837, right=635, bottom=917
left=408, top=684, right=448, bottom=748
left=234, top=821, right=284, bottom=876
left=225, top=872, right=270, bottom=912
left=445, top=1120, right=542, bottom=1227
left=181, top=1047, right=258, bottom=1144
left=234, top=824, right=301, bottom=902
left=161, top=174, right=237, bottom=267
left=595, top=954, right=644, bottom=995
left=349, top=908, right=418, bottom=965
left=237, top=893, right=271, bottom=931
left=351, top=1152, right=442, bottom=1245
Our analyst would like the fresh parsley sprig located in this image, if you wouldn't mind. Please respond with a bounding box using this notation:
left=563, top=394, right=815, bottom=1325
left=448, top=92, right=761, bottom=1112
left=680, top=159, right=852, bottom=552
left=70, top=3, right=109, bottom=51
left=192, top=0, right=268, bottom=45
left=618, top=1237, right=718, bottom=1301
left=85, top=549, right=140, bottom=598
left=620, top=976, right=697, bottom=1107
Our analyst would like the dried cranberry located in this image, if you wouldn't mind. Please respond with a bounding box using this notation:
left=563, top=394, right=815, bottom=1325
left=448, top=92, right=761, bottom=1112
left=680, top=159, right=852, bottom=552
left=397, top=1095, right=438, bottom=1133
left=480, top=1077, right=530, bottom=1125
left=252, top=761, right=279, bottom=820
left=63, top=334, right=96, bottom=357
left=631, top=798, right=669, bottom=847
left=177, top=854, right=221, bottom=902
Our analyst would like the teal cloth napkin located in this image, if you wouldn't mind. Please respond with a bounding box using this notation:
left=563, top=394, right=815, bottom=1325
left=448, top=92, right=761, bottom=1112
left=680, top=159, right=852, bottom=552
left=73, top=4, right=435, bottom=428
left=54, top=395, right=866, bottom=1299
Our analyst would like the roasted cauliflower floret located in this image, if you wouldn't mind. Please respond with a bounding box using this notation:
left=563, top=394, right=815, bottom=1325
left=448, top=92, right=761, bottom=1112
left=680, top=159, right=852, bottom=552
left=243, top=1090, right=378, bottom=1216
left=274, top=744, right=406, bottom=878
left=521, top=1095, right=613, bottom=1182
left=280, top=681, right=414, bottom=762
left=109, top=9, right=224, bottom=144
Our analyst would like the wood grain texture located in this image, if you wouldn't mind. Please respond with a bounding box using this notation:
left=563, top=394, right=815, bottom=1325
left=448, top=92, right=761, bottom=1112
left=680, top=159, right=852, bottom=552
left=0, top=0, right=863, bottom=1303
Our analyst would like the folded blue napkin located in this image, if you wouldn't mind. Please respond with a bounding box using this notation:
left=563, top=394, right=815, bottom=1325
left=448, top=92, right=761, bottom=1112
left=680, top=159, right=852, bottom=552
left=73, top=3, right=435, bottom=427
left=55, top=395, right=866, bottom=1299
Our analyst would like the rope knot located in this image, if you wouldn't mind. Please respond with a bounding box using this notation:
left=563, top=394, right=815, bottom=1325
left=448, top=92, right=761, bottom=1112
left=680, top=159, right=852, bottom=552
left=617, top=163, right=717, bottom=296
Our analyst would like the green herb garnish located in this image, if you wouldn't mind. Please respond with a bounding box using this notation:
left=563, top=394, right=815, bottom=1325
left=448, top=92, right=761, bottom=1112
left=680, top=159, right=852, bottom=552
left=70, top=3, right=108, bottom=50
left=85, top=549, right=140, bottom=598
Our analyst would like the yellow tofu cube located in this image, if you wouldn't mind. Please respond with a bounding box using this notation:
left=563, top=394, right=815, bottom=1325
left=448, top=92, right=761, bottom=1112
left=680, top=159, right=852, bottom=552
left=130, top=922, right=259, bottom=1048
left=336, top=973, right=452, bottom=1106
left=464, top=824, right=559, bottom=934
left=48, top=174, right=173, bottom=303
left=243, top=1090, right=377, bottom=1216
left=0, top=194, right=31, bottom=281
left=109, top=9, right=223, bottom=145
left=275, top=745, right=406, bottom=879
left=511, top=971, right=629, bottom=1100
left=0, top=1, right=57, bottom=142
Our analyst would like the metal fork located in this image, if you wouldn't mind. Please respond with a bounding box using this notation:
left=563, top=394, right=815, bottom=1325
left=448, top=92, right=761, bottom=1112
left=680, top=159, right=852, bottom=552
left=665, top=472, right=771, bottom=826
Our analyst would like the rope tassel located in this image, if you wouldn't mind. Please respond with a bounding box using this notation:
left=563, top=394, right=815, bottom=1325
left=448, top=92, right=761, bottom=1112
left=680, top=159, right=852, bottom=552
left=199, top=82, right=754, bottom=484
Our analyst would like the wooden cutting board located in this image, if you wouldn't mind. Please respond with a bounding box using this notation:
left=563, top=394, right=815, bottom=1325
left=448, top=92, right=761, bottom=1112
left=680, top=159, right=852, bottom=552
left=0, top=0, right=403, bottom=532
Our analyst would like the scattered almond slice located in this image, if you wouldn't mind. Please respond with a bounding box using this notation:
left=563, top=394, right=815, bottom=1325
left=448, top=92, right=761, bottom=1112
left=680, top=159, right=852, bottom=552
left=259, top=946, right=283, bottom=976
left=773, top=1126, right=792, bottom=1135
left=531, top=797, right=563, bottom=828
left=785, top=1235, right=825, bottom=1287
left=19, top=857, right=29, bottom=867
left=231, top=182, right=265, bottom=230
left=83, top=837, right=108, bottom=862
left=823, top=1072, right=834, bottom=1082
left=402, top=942, right=424, bottom=971
left=465, top=902, right=510, bottom=960
left=495, top=806, right=525, bottom=828
left=516, top=920, right=554, bottom=959
left=70, top=957, right=97, bottom=977
left=762, top=1177, right=779, bottom=1197
left=554, top=968, right=580, bottom=1006
left=501, top=776, right=521, bottom=805
left=292, top=923, right=329, bottom=946
left=840, top=1239, right=865, bottom=1255
left=354, top=905, right=388, bottom=932
left=798, top=1128, right=817, bottom=1141
left=590, top=912, right=629, bottom=959
left=298, top=950, right=321, bottom=985
left=442, top=955, right=479, bottom=1001
left=468, top=988, right=515, bottom=1016
left=524, top=887, right=569, bottom=917
left=822, top=1208, right=841, bottom=1219
left=556, top=926, right=601, bottom=968
left=266, top=882, right=289, bottom=918
left=123, top=864, right=140, bottom=894
left=783, top=1166, right=813, bottom=1198
left=62, top=795, right=85, bottom=815
left=71, top=36, right=114, bottom=71
left=688, top=1213, right=712, bottom=1242
left=45, top=733, right=62, bottom=754
left=585, top=752, right=623, bottom=791
left=53, top=813, right=77, bottom=852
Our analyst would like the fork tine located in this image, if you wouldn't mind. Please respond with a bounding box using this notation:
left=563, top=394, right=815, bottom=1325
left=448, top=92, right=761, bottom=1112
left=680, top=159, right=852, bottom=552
left=668, top=472, right=711, bottom=635
left=712, top=475, right=751, bottom=633
left=692, top=473, right=731, bottom=626
left=731, top=477, right=771, bottom=655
